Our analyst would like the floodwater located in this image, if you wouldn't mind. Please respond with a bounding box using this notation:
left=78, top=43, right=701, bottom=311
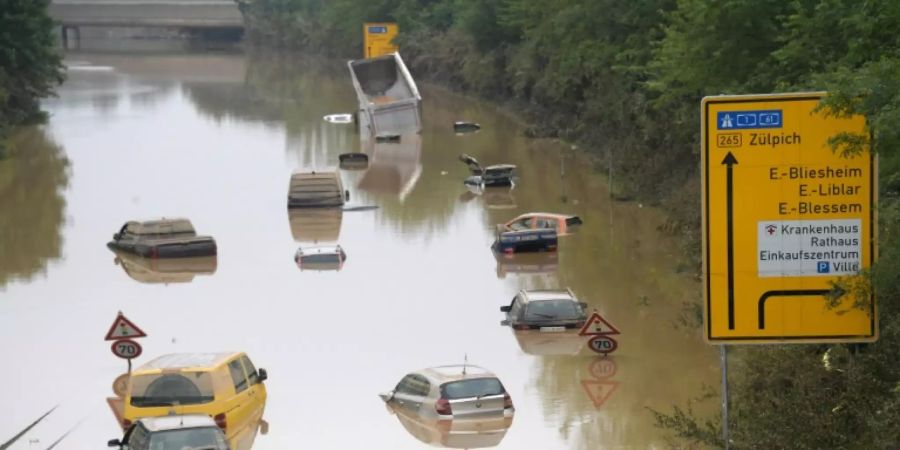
left=0, top=42, right=718, bottom=450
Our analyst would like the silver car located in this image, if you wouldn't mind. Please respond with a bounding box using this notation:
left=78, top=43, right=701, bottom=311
left=294, top=245, right=347, bottom=271
left=380, top=365, right=514, bottom=420
left=108, top=415, right=230, bottom=450
left=500, top=289, right=588, bottom=330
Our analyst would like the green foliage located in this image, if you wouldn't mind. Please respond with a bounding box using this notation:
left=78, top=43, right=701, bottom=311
left=241, top=1, right=900, bottom=445
left=0, top=0, right=65, bottom=151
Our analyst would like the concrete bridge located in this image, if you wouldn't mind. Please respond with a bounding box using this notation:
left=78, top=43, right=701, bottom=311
left=49, top=0, right=244, bottom=30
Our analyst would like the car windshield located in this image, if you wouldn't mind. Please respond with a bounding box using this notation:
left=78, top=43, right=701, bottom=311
left=301, top=253, right=341, bottom=263
left=148, top=427, right=226, bottom=450
left=524, top=299, right=582, bottom=320
left=441, top=378, right=505, bottom=399
left=130, top=373, right=215, bottom=407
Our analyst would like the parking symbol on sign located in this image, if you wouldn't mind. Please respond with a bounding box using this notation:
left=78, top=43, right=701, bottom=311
left=817, top=261, right=830, bottom=273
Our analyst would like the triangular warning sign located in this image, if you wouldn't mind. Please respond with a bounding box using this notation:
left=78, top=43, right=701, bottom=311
left=580, top=380, right=619, bottom=409
left=104, top=313, right=147, bottom=341
left=579, top=312, right=620, bottom=336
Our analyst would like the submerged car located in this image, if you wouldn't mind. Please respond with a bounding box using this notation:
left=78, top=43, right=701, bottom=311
left=459, top=154, right=517, bottom=187
left=287, top=171, right=349, bottom=208
left=380, top=365, right=514, bottom=420
left=492, top=229, right=558, bottom=254
left=498, top=213, right=583, bottom=235
left=108, top=415, right=230, bottom=450
left=108, top=218, right=217, bottom=258
left=500, top=289, right=588, bottom=330
left=339, top=152, right=369, bottom=170
left=453, top=121, right=482, bottom=133
left=294, top=245, right=347, bottom=271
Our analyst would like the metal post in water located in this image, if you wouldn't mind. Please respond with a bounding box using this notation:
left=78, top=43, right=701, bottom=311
left=720, top=345, right=730, bottom=449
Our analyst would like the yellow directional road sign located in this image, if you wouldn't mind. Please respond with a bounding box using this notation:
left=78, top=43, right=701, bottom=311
left=363, top=22, right=398, bottom=59
left=702, top=93, right=876, bottom=343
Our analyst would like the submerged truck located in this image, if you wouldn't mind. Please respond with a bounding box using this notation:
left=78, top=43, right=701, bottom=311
left=348, top=52, right=422, bottom=135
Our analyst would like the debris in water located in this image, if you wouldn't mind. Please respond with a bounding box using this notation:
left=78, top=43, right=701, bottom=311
left=454, top=121, right=481, bottom=133
left=324, top=113, right=353, bottom=124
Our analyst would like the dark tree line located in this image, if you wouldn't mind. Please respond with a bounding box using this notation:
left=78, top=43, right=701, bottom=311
left=0, top=0, right=65, bottom=155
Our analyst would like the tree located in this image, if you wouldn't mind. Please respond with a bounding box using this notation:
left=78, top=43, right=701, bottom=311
left=0, top=0, right=65, bottom=150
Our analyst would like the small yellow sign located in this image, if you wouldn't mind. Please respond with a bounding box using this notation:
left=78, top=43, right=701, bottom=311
left=364, top=22, right=398, bottom=59
left=702, top=93, right=877, bottom=343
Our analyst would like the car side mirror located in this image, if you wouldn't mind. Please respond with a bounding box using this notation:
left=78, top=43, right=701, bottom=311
left=579, top=302, right=588, bottom=309
left=500, top=320, right=510, bottom=327
left=500, top=306, right=511, bottom=312
left=345, top=190, right=350, bottom=201
left=107, top=439, right=122, bottom=448
left=257, top=368, right=268, bottom=382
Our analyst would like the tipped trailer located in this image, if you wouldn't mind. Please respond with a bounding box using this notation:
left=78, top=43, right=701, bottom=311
left=348, top=53, right=422, bottom=135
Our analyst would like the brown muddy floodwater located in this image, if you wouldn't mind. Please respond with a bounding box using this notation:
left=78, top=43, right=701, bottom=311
left=0, top=42, right=718, bottom=450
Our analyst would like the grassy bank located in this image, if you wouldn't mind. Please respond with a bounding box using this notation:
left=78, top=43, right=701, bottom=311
left=238, top=0, right=900, bottom=446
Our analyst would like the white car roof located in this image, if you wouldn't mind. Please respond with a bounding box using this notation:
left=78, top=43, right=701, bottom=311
left=521, top=289, right=576, bottom=302
left=297, top=245, right=342, bottom=254
left=139, top=415, right=217, bottom=432
left=419, top=364, right=497, bottom=383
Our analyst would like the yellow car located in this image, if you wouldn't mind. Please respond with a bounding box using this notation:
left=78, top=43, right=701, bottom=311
left=123, top=352, right=268, bottom=450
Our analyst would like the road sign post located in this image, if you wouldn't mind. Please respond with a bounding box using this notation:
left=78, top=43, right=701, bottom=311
left=702, top=93, right=877, bottom=343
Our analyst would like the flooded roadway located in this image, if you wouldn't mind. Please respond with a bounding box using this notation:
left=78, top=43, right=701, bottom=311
left=0, top=42, right=718, bottom=449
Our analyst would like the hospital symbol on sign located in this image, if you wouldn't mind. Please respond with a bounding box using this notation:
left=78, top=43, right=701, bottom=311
left=766, top=224, right=777, bottom=235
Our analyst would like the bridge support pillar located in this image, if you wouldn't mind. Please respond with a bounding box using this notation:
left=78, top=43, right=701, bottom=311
left=61, top=25, right=81, bottom=49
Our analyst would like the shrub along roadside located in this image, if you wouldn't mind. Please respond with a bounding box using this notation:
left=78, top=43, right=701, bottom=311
left=238, top=1, right=900, bottom=446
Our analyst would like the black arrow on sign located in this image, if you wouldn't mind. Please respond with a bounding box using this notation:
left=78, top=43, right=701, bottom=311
left=722, top=152, right=738, bottom=329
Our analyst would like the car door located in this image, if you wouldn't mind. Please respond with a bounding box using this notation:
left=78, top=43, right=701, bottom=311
left=223, top=358, right=255, bottom=443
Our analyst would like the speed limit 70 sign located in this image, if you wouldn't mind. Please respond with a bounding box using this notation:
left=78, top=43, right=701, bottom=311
left=111, top=339, right=143, bottom=359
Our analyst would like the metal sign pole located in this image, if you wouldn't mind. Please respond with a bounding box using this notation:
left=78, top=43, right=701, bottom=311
left=720, top=345, right=730, bottom=449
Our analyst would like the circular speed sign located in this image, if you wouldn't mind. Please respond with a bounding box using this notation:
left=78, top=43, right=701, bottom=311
left=111, top=339, right=143, bottom=359
left=587, top=335, right=618, bottom=355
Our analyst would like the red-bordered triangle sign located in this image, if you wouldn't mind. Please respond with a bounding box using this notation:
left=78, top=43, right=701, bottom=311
left=104, top=313, right=147, bottom=341
left=579, top=312, right=620, bottom=336
left=580, top=380, right=619, bottom=409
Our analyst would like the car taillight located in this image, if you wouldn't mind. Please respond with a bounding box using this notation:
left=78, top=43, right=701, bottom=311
left=503, top=393, right=514, bottom=410
left=503, top=247, right=514, bottom=254
left=435, top=398, right=452, bottom=416
left=214, top=413, right=227, bottom=430
left=122, top=419, right=132, bottom=429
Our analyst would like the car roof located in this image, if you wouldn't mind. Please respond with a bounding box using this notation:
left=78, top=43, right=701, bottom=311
left=297, top=245, right=343, bottom=254
left=135, top=352, right=239, bottom=372
left=418, top=365, right=497, bottom=383
left=520, top=289, right=576, bottom=303
left=138, top=415, right=218, bottom=432
left=513, top=212, right=572, bottom=221
left=125, top=218, right=195, bottom=234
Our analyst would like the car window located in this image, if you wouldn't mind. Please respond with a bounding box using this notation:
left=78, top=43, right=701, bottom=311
left=509, top=218, right=531, bottom=231
left=228, top=359, right=249, bottom=394
left=130, top=373, right=215, bottom=407
left=524, top=299, right=582, bottom=320
left=535, top=218, right=558, bottom=229
left=509, top=296, right=523, bottom=318
left=242, top=355, right=259, bottom=385
left=127, top=424, right=150, bottom=450
left=410, top=375, right=431, bottom=397
left=440, top=378, right=505, bottom=399
left=395, top=374, right=417, bottom=394
left=301, top=253, right=342, bottom=264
